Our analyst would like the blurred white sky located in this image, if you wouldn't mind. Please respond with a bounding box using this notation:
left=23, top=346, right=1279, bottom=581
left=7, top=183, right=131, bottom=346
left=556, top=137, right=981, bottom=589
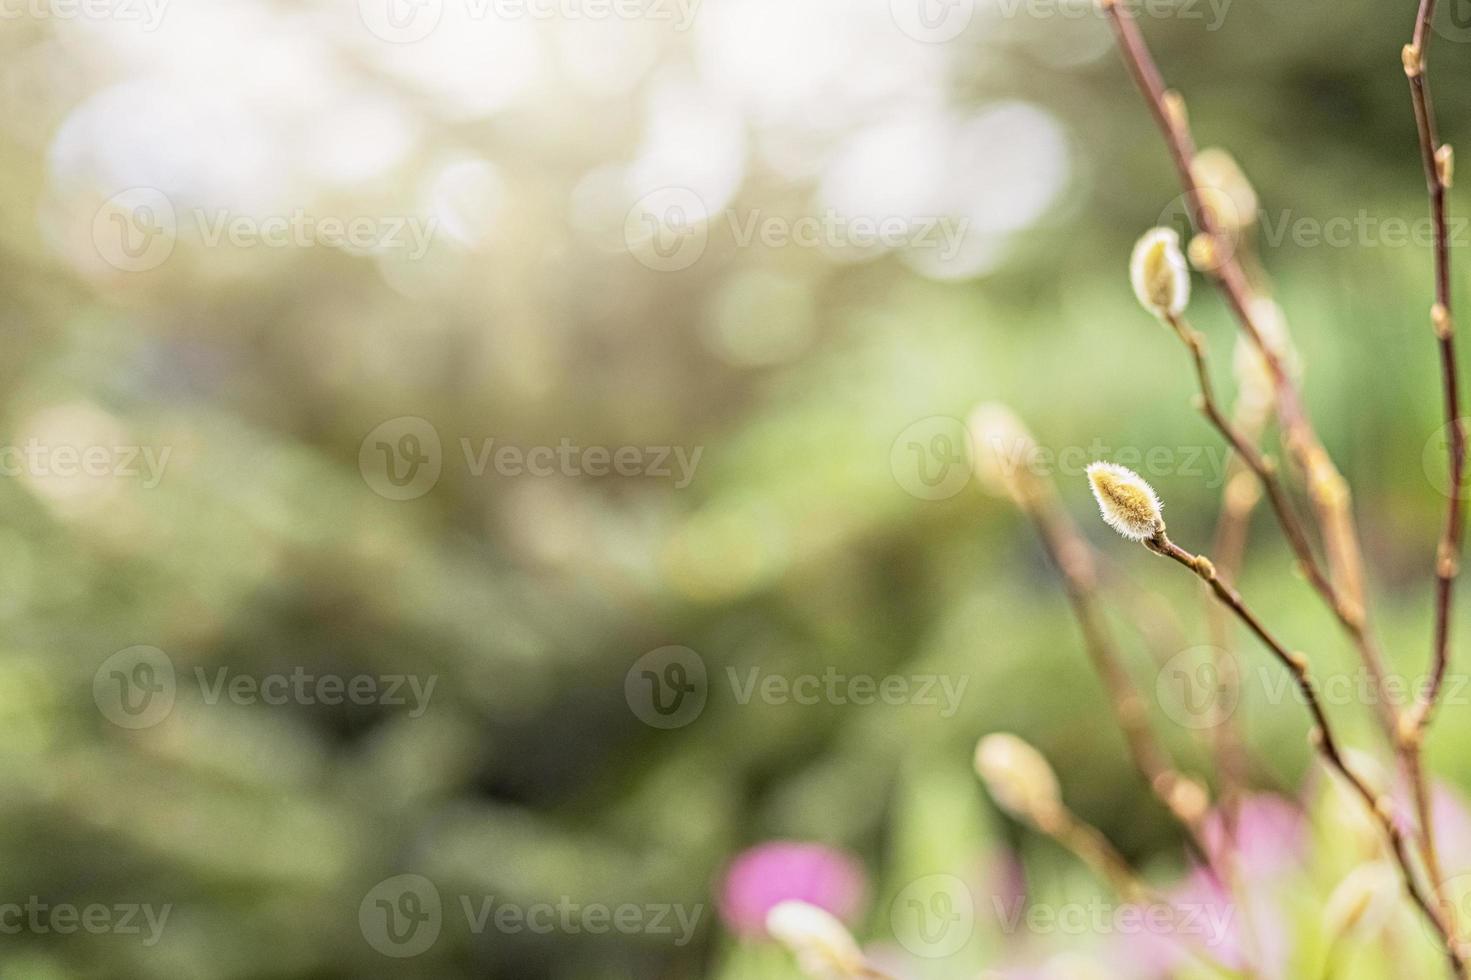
left=28, top=0, right=1078, bottom=283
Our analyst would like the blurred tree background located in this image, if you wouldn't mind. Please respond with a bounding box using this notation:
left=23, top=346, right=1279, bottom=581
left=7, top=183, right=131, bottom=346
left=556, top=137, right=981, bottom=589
left=1, top=0, right=1470, bottom=976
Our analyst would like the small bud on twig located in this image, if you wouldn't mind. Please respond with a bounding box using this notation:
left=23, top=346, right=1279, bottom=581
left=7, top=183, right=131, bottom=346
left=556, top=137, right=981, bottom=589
left=975, top=733, right=1063, bottom=827
left=1193, top=149, right=1258, bottom=232
left=1162, top=90, right=1188, bottom=133
left=1186, top=233, right=1219, bottom=274
left=1130, top=228, right=1191, bottom=318
left=1433, top=303, right=1453, bottom=341
left=1404, top=43, right=1423, bottom=78
left=1086, top=462, right=1165, bottom=542
left=1438, top=145, right=1455, bottom=189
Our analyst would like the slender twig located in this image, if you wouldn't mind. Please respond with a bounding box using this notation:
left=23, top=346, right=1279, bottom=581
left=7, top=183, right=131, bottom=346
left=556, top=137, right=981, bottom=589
left=1161, top=313, right=1339, bottom=615
left=1139, top=528, right=1466, bottom=977
left=1207, top=451, right=1266, bottom=829
left=1026, top=491, right=1213, bottom=833
left=1404, top=0, right=1464, bottom=925
left=1099, top=0, right=1398, bottom=737
left=982, top=432, right=1221, bottom=859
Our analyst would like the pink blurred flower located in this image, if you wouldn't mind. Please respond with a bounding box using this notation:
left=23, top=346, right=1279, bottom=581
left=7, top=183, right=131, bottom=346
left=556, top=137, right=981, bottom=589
left=1201, top=793, right=1306, bottom=880
left=718, top=841, right=869, bottom=937
left=1116, top=865, right=1290, bottom=979
left=1433, top=783, right=1471, bottom=877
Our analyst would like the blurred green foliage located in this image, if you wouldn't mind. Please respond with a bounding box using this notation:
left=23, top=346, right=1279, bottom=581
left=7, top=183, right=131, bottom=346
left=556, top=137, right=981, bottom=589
left=1, top=0, right=1470, bottom=976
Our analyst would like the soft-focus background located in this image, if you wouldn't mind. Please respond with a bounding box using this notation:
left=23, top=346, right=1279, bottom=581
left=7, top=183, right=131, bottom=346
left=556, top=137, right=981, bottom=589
left=4, top=0, right=1471, bottom=976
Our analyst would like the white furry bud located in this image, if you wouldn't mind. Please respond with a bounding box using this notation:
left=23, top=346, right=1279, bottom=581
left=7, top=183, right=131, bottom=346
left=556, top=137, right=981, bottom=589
left=1130, top=228, right=1190, bottom=318
left=1192, top=149, right=1258, bottom=232
left=766, top=901, right=866, bottom=979
left=1086, top=462, right=1164, bottom=541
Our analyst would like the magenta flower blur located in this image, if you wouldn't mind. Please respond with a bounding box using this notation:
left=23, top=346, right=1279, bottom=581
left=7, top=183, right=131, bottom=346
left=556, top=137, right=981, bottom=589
left=1201, top=794, right=1306, bottom=880
left=718, top=841, right=868, bottom=938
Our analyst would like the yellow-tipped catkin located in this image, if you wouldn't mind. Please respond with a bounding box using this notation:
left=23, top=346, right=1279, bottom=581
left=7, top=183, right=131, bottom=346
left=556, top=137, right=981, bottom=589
left=1086, top=462, right=1164, bottom=541
left=969, top=402, right=1037, bottom=502
left=766, top=901, right=866, bottom=980
left=1232, top=298, right=1298, bottom=421
left=975, top=733, right=1063, bottom=827
left=1193, top=149, right=1258, bottom=232
left=1130, top=228, right=1190, bottom=319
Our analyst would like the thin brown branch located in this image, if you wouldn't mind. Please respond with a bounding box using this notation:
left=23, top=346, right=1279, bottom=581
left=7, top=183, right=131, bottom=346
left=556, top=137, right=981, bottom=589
left=1100, top=0, right=1398, bottom=737
left=1140, top=529, right=1466, bottom=978
left=1402, top=0, right=1463, bottom=927
left=1206, top=441, right=1267, bottom=827
left=1024, top=490, right=1213, bottom=837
